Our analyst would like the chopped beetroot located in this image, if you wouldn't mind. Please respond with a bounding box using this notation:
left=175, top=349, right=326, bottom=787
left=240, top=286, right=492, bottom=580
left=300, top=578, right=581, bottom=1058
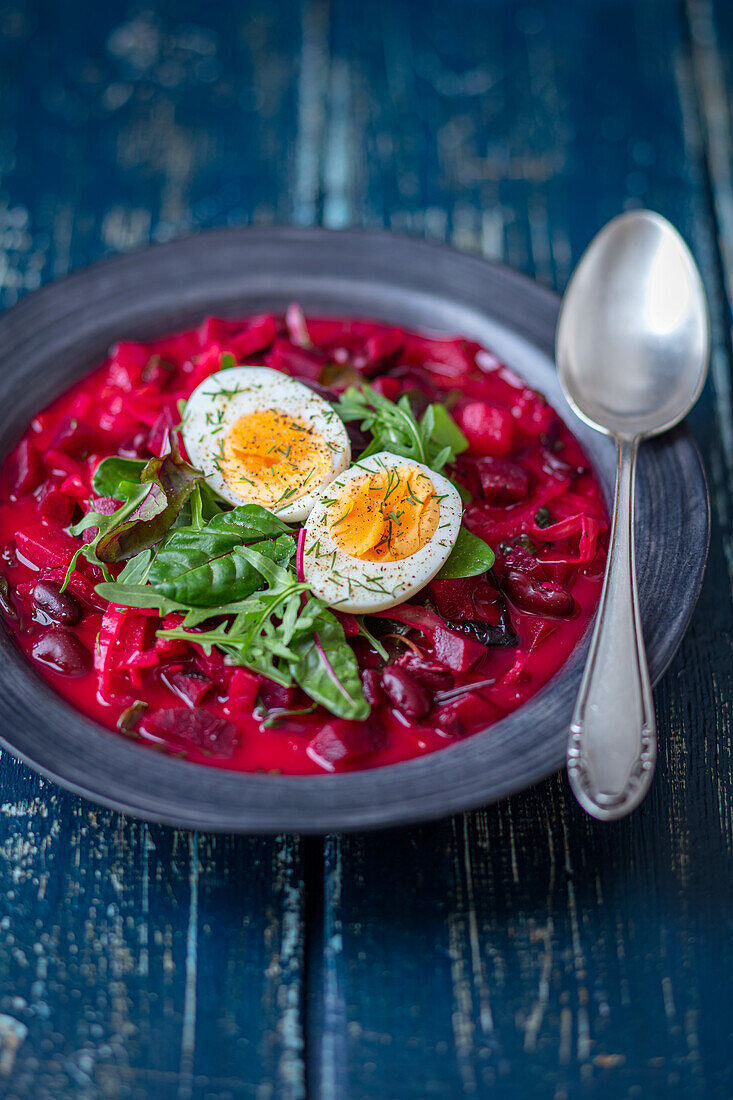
left=435, top=692, right=498, bottom=738
left=155, top=612, right=190, bottom=660
left=0, top=308, right=608, bottom=776
left=259, top=678, right=295, bottom=710
left=184, top=345, right=226, bottom=394
left=432, top=624, right=487, bottom=672
left=147, top=406, right=179, bottom=458
left=142, top=707, right=239, bottom=758
left=162, top=668, right=213, bottom=707
left=372, top=605, right=486, bottom=672
left=306, top=720, right=379, bottom=771
left=16, top=524, right=81, bottom=569
left=473, top=457, right=530, bottom=504
left=361, top=668, right=384, bottom=706
left=141, top=356, right=176, bottom=388
left=265, top=339, right=328, bottom=381
left=395, top=654, right=454, bottom=691
left=370, top=376, right=402, bottom=402
left=107, top=341, right=150, bottom=388
left=4, top=439, right=44, bottom=498
left=455, top=402, right=515, bottom=458
left=408, top=336, right=479, bottom=384
left=43, top=449, right=86, bottom=481
left=335, top=611, right=360, bottom=638
left=224, top=668, right=261, bottom=716
left=230, top=314, right=277, bottom=357
left=196, top=317, right=235, bottom=348
left=430, top=577, right=501, bottom=623
left=38, top=487, right=77, bottom=527
left=364, top=328, right=404, bottom=373
left=49, top=416, right=100, bottom=459
left=285, top=303, right=311, bottom=348
left=380, top=666, right=431, bottom=720
left=192, top=645, right=231, bottom=687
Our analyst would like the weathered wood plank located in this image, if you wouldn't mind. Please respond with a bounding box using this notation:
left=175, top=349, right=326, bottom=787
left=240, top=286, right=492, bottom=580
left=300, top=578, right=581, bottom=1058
left=309, top=0, right=733, bottom=1096
left=0, top=5, right=310, bottom=1098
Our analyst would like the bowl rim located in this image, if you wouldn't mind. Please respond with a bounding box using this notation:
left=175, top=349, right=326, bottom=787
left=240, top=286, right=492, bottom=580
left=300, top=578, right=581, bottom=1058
left=0, top=226, right=710, bottom=832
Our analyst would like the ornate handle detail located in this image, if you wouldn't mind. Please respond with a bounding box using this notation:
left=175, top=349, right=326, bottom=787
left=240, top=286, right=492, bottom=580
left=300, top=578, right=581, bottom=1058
left=567, top=436, right=657, bottom=820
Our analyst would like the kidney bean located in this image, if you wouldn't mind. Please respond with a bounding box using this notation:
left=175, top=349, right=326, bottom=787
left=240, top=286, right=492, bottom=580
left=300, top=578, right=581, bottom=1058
left=503, top=570, right=574, bottom=618
left=380, top=666, right=431, bottom=720
left=32, top=580, right=82, bottom=626
left=32, top=627, right=91, bottom=676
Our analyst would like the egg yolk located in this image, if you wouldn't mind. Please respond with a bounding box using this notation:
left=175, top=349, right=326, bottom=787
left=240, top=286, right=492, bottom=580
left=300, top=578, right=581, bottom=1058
left=220, top=409, right=332, bottom=508
left=328, top=465, right=440, bottom=562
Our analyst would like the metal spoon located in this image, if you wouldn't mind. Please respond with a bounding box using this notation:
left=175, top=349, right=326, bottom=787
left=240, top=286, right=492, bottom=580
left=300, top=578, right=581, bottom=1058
left=556, top=210, right=709, bottom=820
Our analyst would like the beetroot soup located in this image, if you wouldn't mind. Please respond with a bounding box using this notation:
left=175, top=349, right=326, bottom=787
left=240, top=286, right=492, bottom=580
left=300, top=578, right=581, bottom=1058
left=0, top=310, right=608, bottom=774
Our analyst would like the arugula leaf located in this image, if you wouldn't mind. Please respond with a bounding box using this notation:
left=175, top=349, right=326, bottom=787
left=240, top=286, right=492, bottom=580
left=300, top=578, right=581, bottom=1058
left=93, top=499, right=371, bottom=721
left=92, top=456, right=147, bottom=499
left=94, top=582, right=181, bottom=613
left=436, top=527, right=495, bottom=579
left=289, top=608, right=370, bottom=720
left=336, top=384, right=468, bottom=471
left=429, top=403, right=469, bottom=457
left=147, top=532, right=295, bottom=606
left=117, top=548, right=154, bottom=585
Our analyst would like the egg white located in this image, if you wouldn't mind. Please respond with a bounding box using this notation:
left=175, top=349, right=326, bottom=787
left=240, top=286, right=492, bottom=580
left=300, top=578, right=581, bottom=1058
left=302, top=451, right=462, bottom=614
left=182, top=367, right=351, bottom=523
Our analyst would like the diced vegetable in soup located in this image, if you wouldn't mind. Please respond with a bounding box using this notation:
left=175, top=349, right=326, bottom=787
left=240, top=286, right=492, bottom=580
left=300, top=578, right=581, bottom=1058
left=0, top=310, right=608, bottom=774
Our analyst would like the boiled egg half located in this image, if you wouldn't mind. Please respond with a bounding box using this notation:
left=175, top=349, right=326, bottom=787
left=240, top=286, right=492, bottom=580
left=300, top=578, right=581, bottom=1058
left=302, top=451, right=462, bottom=613
left=182, top=367, right=351, bottom=523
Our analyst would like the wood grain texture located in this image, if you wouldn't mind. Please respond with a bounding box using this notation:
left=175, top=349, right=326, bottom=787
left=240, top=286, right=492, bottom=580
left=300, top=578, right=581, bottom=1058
left=0, top=5, right=309, bottom=1098
left=307, top=0, right=733, bottom=1097
left=0, top=0, right=732, bottom=1097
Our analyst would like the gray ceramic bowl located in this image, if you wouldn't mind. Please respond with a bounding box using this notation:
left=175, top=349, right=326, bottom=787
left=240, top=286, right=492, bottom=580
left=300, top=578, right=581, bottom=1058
left=0, top=228, right=709, bottom=832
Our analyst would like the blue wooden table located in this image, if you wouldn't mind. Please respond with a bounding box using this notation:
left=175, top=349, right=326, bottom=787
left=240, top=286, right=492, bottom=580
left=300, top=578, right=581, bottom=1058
left=0, top=1, right=732, bottom=1096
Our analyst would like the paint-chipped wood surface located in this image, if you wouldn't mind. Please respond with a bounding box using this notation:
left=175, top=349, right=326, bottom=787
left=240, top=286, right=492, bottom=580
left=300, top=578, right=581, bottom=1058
left=0, top=1, right=732, bottom=1097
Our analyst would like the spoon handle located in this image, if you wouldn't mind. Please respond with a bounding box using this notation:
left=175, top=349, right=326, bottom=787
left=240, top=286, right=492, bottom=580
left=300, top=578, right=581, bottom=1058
left=567, top=436, right=657, bottom=820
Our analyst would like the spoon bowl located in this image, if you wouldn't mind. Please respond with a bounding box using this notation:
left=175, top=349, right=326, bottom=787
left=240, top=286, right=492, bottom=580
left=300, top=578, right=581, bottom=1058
left=558, top=211, right=709, bottom=440
left=556, top=210, right=709, bottom=820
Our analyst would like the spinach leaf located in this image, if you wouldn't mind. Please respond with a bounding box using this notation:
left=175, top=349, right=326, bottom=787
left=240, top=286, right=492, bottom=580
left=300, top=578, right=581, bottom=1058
left=436, top=527, right=495, bottom=579
left=92, top=457, right=147, bottom=499
left=289, top=608, right=370, bottom=720
left=148, top=532, right=295, bottom=606
left=208, top=504, right=291, bottom=540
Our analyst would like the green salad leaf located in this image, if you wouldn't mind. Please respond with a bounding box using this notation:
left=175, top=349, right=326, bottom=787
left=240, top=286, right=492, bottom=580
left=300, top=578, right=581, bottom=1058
left=148, top=530, right=295, bottom=606
left=92, top=456, right=148, bottom=499
left=336, top=384, right=468, bottom=471
left=436, top=527, right=495, bottom=579
left=289, top=608, right=370, bottom=720
left=95, top=502, right=370, bottom=721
